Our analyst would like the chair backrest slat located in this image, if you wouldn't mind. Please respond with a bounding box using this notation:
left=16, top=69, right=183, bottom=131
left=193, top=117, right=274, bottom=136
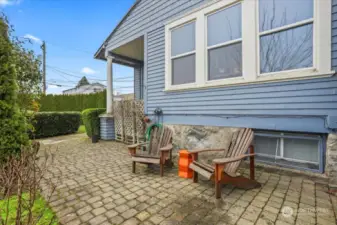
left=225, top=129, right=247, bottom=173
left=149, top=126, right=160, bottom=156
left=224, top=128, right=254, bottom=174
left=226, top=129, right=245, bottom=158
left=160, top=127, right=172, bottom=148
left=148, top=126, right=172, bottom=156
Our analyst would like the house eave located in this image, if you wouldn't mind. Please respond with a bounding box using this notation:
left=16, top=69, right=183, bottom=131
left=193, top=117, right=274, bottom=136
left=94, top=0, right=142, bottom=60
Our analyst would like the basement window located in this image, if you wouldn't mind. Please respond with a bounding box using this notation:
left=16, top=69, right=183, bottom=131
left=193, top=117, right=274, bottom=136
left=253, top=131, right=324, bottom=173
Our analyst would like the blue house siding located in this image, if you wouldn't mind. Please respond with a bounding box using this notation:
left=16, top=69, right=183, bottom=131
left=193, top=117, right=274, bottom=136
left=106, top=0, right=337, bottom=134
left=106, top=0, right=207, bottom=50
left=145, top=25, right=337, bottom=133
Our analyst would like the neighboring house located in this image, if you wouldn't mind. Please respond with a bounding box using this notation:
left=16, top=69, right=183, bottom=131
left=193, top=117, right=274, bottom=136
left=63, top=83, right=106, bottom=95
left=95, top=0, right=337, bottom=184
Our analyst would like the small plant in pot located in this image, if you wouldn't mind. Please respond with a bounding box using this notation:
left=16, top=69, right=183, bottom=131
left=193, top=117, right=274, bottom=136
left=91, top=120, right=99, bottom=143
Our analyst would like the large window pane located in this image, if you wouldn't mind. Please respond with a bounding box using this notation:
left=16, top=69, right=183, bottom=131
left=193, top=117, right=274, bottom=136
left=283, top=138, right=319, bottom=163
left=254, top=136, right=280, bottom=156
left=207, top=4, right=242, bottom=46
left=171, top=22, right=195, bottom=57
left=259, top=0, right=313, bottom=32
left=172, top=54, right=195, bottom=85
left=208, top=43, right=242, bottom=80
left=260, top=24, right=313, bottom=73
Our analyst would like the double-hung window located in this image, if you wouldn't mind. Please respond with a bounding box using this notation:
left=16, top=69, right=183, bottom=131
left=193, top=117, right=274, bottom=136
left=259, top=0, right=314, bottom=74
left=165, top=0, right=332, bottom=91
left=207, top=4, right=242, bottom=80
left=171, top=22, right=196, bottom=85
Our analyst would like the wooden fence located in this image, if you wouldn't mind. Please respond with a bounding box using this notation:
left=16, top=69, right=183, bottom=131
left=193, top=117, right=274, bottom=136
left=113, top=100, right=145, bottom=144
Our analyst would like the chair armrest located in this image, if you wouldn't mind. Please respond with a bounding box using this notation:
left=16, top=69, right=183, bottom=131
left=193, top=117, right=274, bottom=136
left=213, top=153, right=255, bottom=165
left=127, top=142, right=148, bottom=149
left=128, top=142, right=148, bottom=156
left=188, top=148, right=226, bottom=154
left=159, top=144, right=173, bottom=152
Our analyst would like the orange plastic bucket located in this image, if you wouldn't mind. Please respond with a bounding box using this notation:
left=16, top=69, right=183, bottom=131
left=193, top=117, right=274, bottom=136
left=178, top=150, right=193, bottom=178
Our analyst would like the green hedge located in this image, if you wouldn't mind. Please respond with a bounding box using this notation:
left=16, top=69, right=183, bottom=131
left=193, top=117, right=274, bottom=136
left=39, top=90, right=106, bottom=112
left=30, top=112, right=81, bottom=138
left=82, top=108, right=106, bottom=138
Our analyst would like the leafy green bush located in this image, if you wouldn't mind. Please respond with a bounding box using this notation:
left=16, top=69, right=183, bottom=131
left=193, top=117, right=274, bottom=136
left=82, top=108, right=106, bottom=138
left=30, top=112, right=81, bottom=138
left=0, top=17, right=29, bottom=160
left=39, top=90, right=106, bottom=112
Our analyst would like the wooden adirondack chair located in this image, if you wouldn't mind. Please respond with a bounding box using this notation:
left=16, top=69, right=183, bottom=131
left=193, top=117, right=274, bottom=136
left=128, top=126, right=173, bottom=176
left=188, top=128, right=261, bottom=198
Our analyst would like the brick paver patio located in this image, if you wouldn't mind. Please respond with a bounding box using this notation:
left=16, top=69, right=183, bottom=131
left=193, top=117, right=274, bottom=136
left=40, top=134, right=337, bottom=225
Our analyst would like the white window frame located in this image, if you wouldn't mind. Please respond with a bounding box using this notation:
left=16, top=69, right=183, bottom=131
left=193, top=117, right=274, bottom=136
left=164, top=0, right=333, bottom=91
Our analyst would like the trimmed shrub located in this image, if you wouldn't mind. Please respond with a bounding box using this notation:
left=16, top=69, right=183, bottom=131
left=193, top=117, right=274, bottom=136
left=39, top=90, right=106, bottom=112
left=82, top=108, right=106, bottom=138
left=30, top=112, right=81, bottom=138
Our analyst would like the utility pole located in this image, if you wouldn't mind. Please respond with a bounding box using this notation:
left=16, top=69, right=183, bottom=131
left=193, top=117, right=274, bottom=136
left=41, top=41, right=46, bottom=94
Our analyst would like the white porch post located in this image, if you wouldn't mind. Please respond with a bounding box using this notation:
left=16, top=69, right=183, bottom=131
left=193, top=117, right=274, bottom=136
left=106, top=56, right=113, bottom=114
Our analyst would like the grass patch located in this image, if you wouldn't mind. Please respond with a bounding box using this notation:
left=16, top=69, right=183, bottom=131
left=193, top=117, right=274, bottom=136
left=0, top=193, right=57, bottom=225
left=77, top=125, right=86, bottom=134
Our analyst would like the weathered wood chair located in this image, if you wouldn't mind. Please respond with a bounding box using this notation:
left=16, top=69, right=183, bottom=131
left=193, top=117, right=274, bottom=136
left=188, top=128, right=261, bottom=198
left=128, top=125, right=173, bottom=176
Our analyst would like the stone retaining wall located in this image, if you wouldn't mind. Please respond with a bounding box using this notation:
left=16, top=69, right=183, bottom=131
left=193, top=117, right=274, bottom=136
left=326, top=134, right=337, bottom=186
left=166, top=124, right=337, bottom=187
left=166, top=124, right=241, bottom=165
left=166, top=124, right=239, bottom=150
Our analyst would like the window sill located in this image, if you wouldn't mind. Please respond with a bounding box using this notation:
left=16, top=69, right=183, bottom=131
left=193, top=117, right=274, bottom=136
left=164, top=70, right=335, bottom=92
left=257, top=68, right=335, bottom=82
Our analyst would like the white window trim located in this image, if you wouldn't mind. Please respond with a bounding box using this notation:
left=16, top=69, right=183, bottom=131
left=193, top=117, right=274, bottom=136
left=165, top=0, right=334, bottom=92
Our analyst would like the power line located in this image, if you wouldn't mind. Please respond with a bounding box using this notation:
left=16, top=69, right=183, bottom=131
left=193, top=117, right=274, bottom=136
left=47, top=82, right=132, bottom=90
left=54, top=71, right=76, bottom=83
left=46, top=65, right=134, bottom=81
left=47, top=66, right=105, bottom=81
left=47, top=65, right=134, bottom=82
left=47, top=65, right=103, bottom=80
left=21, top=37, right=135, bottom=84
left=48, top=66, right=106, bottom=82
left=46, top=82, right=73, bottom=88
left=48, top=79, right=133, bottom=85
left=18, top=37, right=94, bottom=55
left=47, top=79, right=77, bottom=84
left=45, top=41, right=94, bottom=55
